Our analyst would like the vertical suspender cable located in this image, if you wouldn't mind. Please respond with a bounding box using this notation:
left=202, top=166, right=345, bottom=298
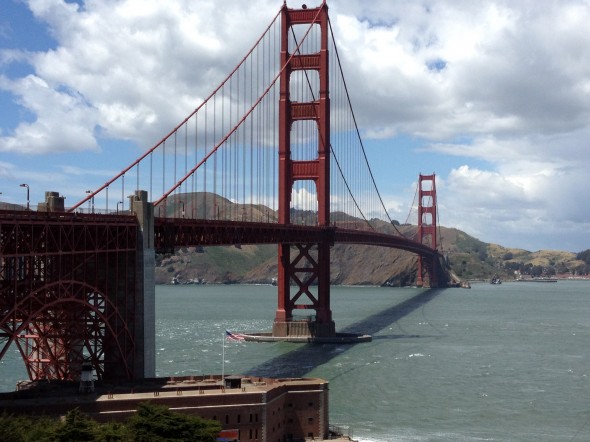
left=195, top=109, right=199, bottom=218
left=213, top=94, right=217, bottom=218
left=174, top=131, right=177, bottom=205
left=162, top=141, right=166, bottom=215
left=242, top=52, right=247, bottom=220
left=204, top=102, right=208, bottom=218
left=184, top=123, right=187, bottom=209
left=149, top=152, right=153, bottom=203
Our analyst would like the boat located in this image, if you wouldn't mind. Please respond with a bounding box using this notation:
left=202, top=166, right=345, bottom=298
left=515, top=277, right=557, bottom=283
left=490, top=275, right=502, bottom=284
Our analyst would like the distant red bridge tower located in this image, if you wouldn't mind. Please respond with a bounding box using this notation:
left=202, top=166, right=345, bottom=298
left=416, top=174, right=439, bottom=287
left=273, top=2, right=335, bottom=338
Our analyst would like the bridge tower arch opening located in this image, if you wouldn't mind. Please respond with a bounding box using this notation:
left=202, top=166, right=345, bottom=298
left=273, top=2, right=335, bottom=338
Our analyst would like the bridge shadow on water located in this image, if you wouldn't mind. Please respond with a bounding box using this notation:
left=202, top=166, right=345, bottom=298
left=245, top=288, right=445, bottom=379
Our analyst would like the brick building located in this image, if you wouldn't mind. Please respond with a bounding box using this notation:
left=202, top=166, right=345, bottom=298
left=0, top=375, right=330, bottom=441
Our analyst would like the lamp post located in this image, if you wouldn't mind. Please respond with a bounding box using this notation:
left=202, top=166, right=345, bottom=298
left=19, top=183, right=29, bottom=210
left=179, top=201, right=185, bottom=218
left=116, top=201, right=123, bottom=214
left=85, top=190, right=95, bottom=213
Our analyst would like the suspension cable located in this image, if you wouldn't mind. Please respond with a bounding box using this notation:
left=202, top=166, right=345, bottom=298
left=154, top=6, right=324, bottom=207
left=289, top=26, right=372, bottom=229
left=69, top=6, right=283, bottom=212
left=405, top=179, right=419, bottom=225
left=328, top=17, right=407, bottom=237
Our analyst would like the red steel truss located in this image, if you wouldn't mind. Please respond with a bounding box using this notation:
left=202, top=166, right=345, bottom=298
left=154, top=218, right=440, bottom=257
left=274, top=2, right=334, bottom=337
left=0, top=210, right=141, bottom=382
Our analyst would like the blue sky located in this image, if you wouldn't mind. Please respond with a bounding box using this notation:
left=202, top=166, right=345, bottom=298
left=1, top=0, right=590, bottom=252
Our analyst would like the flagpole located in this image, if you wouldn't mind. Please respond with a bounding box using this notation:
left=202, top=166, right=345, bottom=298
left=221, top=331, right=225, bottom=383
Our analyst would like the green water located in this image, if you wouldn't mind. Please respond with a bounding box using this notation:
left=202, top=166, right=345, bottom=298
left=2, top=281, right=589, bottom=441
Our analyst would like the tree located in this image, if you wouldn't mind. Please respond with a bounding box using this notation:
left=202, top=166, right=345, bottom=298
left=127, top=402, right=221, bottom=442
left=0, top=413, right=30, bottom=442
left=0, top=413, right=59, bottom=442
left=53, top=408, right=100, bottom=442
left=555, top=262, right=569, bottom=274
left=96, top=422, right=130, bottom=442
left=0, top=404, right=222, bottom=442
left=576, top=249, right=590, bottom=265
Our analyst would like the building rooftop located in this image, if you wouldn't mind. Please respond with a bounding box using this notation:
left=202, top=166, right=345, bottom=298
left=0, top=374, right=328, bottom=407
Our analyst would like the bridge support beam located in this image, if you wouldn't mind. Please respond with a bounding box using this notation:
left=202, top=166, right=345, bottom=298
left=0, top=196, right=141, bottom=383
left=131, top=190, right=156, bottom=378
left=273, top=2, right=335, bottom=339
left=273, top=241, right=335, bottom=338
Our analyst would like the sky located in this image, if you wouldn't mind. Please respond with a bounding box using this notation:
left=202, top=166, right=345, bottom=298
left=1, top=0, right=589, bottom=252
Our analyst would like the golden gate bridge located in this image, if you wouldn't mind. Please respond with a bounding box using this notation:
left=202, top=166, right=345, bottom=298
left=0, top=2, right=449, bottom=384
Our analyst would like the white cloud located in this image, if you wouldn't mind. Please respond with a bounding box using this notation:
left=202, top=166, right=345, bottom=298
left=292, top=186, right=317, bottom=211
left=330, top=0, right=590, bottom=142
left=439, top=155, right=590, bottom=250
left=0, top=161, right=16, bottom=179
left=0, top=74, right=99, bottom=153
left=2, top=0, right=281, bottom=153
left=4, top=0, right=590, bottom=150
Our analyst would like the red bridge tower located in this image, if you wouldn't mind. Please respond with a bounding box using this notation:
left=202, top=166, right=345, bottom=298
left=273, top=2, right=335, bottom=338
left=416, top=174, right=439, bottom=287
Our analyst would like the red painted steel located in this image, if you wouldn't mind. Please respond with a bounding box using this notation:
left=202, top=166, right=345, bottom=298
left=0, top=211, right=140, bottom=382
left=416, top=174, right=439, bottom=287
left=153, top=219, right=438, bottom=258
left=276, top=1, right=334, bottom=336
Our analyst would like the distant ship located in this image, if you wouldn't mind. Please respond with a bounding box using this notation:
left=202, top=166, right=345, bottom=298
left=490, top=275, right=502, bottom=284
left=515, top=277, right=558, bottom=283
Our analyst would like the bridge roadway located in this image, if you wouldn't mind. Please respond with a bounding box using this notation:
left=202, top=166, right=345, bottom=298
left=154, top=217, right=440, bottom=258
left=0, top=209, right=440, bottom=273
left=0, top=209, right=444, bottom=286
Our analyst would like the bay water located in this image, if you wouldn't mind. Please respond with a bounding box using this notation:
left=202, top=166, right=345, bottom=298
left=1, top=281, right=589, bottom=441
